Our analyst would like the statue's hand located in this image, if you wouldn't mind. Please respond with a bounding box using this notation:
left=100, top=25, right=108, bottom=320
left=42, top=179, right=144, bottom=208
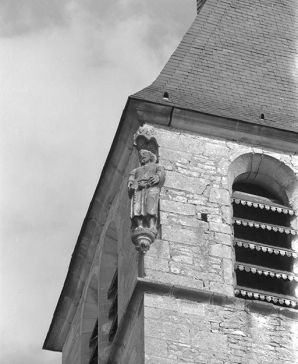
left=128, top=181, right=134, bottom=193
left=148, top=175, right=159, bottom=186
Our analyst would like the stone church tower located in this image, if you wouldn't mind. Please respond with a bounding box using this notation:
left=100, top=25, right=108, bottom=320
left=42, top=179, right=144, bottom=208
left=44, top=1, right=298, bottom=363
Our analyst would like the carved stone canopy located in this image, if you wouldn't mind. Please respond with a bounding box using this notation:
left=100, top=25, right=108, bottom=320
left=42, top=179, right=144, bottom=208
left=133, top=125, right=159, bottom=160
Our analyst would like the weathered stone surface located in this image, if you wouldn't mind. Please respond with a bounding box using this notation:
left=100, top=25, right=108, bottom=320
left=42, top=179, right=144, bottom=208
left=222, top=258, right=234, bottom=284
left=204, top=143, right=230, bottom=158
left=160, top=212, right=199, bottom=228
left=160, top=199, right=195, bottom=216
left=144, top=337, right=168, bottom=357
left=145, top=318, right=190, bottom=344
left=191, top=331, right=228, bottom=351
left=164, top=171, right=207, bottom=194
left=144, top=270, right=204, bottom=290
left=144, top=293, right=298, bottom=364
left=210, top=244, right=232, bottom=259
left=157, top=130, right=204, bottom=156
left=209, top=186, right=230, bottom=206
left=209, top=222, right=231, bottom=234
left=162, top=225, right=200, bottom=245
left=144, top=256, right=169, bottom=273
left=146, top=239, right=170, bottom=260
left=214, top=232, right=232, bottom=246
left=159, top=146, right=192, bottom=164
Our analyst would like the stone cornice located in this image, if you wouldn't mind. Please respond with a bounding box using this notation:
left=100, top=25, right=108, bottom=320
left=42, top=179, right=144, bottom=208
left=132, top=98, right=298, bottom=154
left=136, top=277, right=298, bottom=319
left=107, top=276, right=298, bottom=362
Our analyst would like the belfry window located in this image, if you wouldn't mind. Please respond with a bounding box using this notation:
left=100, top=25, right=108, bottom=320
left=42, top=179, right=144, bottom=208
left=232, top=182, right=298, bottom=309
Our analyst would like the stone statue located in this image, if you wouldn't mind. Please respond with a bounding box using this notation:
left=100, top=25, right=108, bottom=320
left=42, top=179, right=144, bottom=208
left=128, top=126, right=165, bottom=252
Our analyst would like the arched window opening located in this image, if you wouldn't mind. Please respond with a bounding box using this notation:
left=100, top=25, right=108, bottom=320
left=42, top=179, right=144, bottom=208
left=232, top=181, right=298, bottom=309
left=107, top=268, right=118, bottom=341
left=81, top=275, right=99, bottom=364
left=97, top=222, right=118, bottom=362
left=88, top=319, right=98, bottom=364
left=81, top=222, right=119, bottom=364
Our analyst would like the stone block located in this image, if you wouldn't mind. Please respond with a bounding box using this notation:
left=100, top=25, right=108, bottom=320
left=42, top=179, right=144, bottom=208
left=164, top=171, right=207, bottom=195
left=145, top=270, right=204, bottom=290
left=146, top=239, right=170, bottom=260
left=144, top=294, right=173, bottom=309
left=222, top=258, right=233, bottom=284
left=204, top=143, right=229, bottom=158
left=168, top=262, right=212, bottom=284
left=171, top=253, right=193, bottom=265
left=209, top=222, right=231, bottom=234
left=145, top=319, right=190, bottom=344
left=214, top=232, right=232, bottom=246
left=210, top=244, right=232, bottom=259
left=221, top=206, right=232, bottom=224
left=159, top=146, right=192, bottom=164
left=145, top=355, right=176, bottom=364
left=160, top=199, right=196, bottom=215
left=145, top=306, right=162, bottom=320
left=145, top=337, right=168, bottom=357
left=189, top=195, right=207, bottom=205
left=157, top=131, right=204, bottom=156
left=209, top=186, right=230, bottom=206
left=162, top=225, right=200, bottom=245
left=144, top=256, right=169, bottom=273
left=191, top=331, right=228, bottom=352
left=176, top=299, right=205, bottom=316
left=176, top=166, right=200, bottom=178
left=161, top=212, right=199, bottom=228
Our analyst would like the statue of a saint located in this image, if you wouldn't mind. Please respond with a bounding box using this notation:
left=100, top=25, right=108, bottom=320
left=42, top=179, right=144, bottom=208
left=128, top=125, right=165, bottom=252
left=128, top=149, right=165, bottom=233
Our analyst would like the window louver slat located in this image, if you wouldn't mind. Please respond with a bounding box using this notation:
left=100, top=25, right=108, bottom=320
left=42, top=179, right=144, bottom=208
left=232, top=182, right=297, bottom=309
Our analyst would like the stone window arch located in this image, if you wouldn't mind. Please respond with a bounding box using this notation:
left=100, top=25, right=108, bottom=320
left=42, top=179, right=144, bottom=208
left=80, top=221, right=118, bottom=364
left=228, top=153, right=298, bottom=308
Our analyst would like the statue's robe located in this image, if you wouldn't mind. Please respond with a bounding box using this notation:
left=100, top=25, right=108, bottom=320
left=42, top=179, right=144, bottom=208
left=128, top=163, right=165, bottom=218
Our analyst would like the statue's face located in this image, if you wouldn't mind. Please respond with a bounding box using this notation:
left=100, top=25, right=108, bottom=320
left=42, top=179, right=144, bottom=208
left=139, top=150, right=152, bottom=165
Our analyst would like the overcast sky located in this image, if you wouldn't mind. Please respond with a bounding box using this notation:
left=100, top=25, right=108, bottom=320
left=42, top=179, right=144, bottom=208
left=0, top=1, right=196, bottom=363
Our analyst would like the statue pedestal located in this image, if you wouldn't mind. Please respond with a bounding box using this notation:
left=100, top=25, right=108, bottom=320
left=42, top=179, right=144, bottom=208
left=131, top=227, right=157, bottom=253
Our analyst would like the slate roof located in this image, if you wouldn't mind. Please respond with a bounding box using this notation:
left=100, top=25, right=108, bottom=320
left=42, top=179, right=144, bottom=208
left=133, top=0, right=298, bottom=133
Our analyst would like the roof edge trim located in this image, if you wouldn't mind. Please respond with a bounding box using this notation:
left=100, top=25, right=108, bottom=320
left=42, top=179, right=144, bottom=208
left=132, top=98, right=298, bottom=154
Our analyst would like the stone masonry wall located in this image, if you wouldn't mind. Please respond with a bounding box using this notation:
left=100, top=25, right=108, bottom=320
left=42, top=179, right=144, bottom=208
left=109, top=294, right=144, bottom=364
left=61, top=123, right=298, bottom=364
left=144, top=125, right=298, bottom=297
left=144, top=293, right=298, bottom=364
